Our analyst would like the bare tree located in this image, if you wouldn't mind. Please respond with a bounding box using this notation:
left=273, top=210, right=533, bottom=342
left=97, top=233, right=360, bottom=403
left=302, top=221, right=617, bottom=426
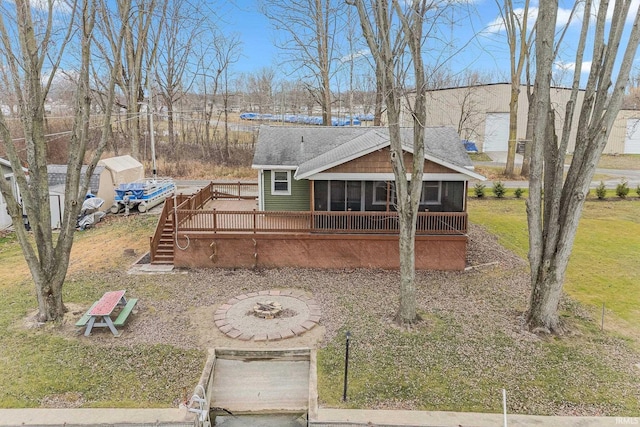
left=495, top=0, right=534, bottom=176
left=154, top=0, right=205, bottom=166
left=349, top=0, right=438, bottom=324
left=247, top=68, right=276, bottom=114
left=260, top=0, right=344, bottom=125
left=97, top=0, right=164, bottom=160
left=526, top=0, right=640, bottom=332
left=0, top=0, right=125, bottom=321
left=212, top=33, right=241, bottom=163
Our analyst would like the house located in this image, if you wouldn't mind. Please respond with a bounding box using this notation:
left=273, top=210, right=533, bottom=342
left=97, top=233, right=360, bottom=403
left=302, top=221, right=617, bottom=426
left=151, top=125, right=484, bottom=271
left=252, top=125, right=484, bottom=215
left=404, top=82, right=640, bottom=154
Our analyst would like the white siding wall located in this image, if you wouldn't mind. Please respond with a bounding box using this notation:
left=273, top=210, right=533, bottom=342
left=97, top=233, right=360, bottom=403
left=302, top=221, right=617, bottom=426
left=401, top=83, right=625, bottom=153
left=609, top=110, right=640, bottom=154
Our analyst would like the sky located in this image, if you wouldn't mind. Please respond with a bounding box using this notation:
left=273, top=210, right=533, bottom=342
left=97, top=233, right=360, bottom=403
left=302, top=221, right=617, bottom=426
left=224, top=0, right=640, bottom=87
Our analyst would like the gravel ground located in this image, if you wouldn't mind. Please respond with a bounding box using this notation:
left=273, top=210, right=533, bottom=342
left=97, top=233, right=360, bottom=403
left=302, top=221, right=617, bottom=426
left=56, top=223, right=640, bottom=415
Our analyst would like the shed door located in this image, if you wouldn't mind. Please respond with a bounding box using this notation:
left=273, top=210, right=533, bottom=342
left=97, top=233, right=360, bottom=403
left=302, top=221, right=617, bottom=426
left=0, top=175, right=15, bottom=229
left=624, top=119, right=640, bottom=154
left=484, top=112, right=510, bottom=152
left=0, top=193, right=10, bottom=229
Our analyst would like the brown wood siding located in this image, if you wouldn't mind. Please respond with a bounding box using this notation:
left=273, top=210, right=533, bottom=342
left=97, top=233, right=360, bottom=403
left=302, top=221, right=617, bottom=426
left=325, top=148, right=455, bottom=174
left=174, top=233, right=467, bottom=271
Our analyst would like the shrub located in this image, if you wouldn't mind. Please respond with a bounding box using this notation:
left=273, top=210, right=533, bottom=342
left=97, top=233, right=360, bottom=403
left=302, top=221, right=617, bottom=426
left=616, top=180, right=630, bottom=199
left=492, top=181, right=506, bottom=198
left=595, top=181, right=607, bottom=200
left=636, top=184, right=640, bottom=197
left=474, top=183, right=486, bottom=198
left=514, top=187, right=524, bottom=199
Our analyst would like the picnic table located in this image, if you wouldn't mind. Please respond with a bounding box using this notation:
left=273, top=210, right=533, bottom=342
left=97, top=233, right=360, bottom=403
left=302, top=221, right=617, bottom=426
left=76, top=290, right=138, bottom=337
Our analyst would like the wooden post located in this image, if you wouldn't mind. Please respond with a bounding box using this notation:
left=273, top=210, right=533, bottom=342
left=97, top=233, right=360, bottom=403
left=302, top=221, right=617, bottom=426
left=213, top=209, right=217, bottom=233
left=253, top=209, right=257, bottom=233
left=386, top=181, right=390, bottom=212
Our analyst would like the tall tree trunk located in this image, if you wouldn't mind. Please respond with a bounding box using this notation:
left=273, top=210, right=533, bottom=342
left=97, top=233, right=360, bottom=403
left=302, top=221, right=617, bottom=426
left=520, top=90, right=534, bottom=177
left=526, top=0, right=640, bottom=333
left=374, top=67, right=383, bottom=126
left=504, top=84, right=519, bottom=176
left=0, top=0, right=126, bottom=322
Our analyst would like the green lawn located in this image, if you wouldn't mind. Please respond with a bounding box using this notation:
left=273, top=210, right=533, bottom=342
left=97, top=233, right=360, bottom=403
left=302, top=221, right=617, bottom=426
left=318, top=199, right=640, bottom=415
left=468, top=198, right=640, bottom=338
left=0, top=217, right=205, bottom=408
left=1, top=206, right=639, bottom=414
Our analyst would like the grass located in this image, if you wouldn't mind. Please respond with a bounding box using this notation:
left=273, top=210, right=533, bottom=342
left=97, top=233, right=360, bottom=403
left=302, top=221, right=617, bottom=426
left=468, top=198, right=640, bottom=340
left=1, top=203, right=639, bottom=414
left=316, top=265, right=640, bottom=415
left=316, top=199, right=640, bottom=415
left=567, top=154, right=640, bottom=170
left=0, top=216, right=205, bottom=408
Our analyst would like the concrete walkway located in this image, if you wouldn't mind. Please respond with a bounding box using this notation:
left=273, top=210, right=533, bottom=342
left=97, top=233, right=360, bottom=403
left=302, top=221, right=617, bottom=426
left=0, top=408, right=192, bottom=426
left=314, top=408, right=631, bottom=426
left=0, top=407, right=634, bottom=427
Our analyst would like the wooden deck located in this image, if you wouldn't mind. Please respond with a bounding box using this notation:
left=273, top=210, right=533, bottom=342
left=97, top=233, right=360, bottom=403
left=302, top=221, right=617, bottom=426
left=202, top=198, right=258, bottom=211
left=151, top=181, right=470, bottom=270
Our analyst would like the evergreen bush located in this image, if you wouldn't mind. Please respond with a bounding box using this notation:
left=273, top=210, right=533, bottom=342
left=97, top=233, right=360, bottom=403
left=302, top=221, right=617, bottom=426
left=596, top=181, right=607, bottom=200
left=514, top=187, right=524, bottom=199
left=492, top=181, right=506, bottom=198
left=616, top=180, right=630, bottom=199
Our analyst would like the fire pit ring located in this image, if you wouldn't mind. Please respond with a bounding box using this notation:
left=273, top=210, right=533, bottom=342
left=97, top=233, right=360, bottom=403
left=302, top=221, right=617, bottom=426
left=214, top=289, right=321, bottom=342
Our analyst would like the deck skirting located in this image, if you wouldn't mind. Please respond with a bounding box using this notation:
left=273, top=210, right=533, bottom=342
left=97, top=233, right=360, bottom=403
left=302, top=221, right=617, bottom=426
left=173, top=232, right=467, bottom=270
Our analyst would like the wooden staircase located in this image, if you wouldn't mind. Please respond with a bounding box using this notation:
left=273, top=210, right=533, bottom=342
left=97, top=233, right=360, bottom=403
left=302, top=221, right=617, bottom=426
left=152, top=214, right=175, bottom=264
left=150, top=196, right=178, bottom=265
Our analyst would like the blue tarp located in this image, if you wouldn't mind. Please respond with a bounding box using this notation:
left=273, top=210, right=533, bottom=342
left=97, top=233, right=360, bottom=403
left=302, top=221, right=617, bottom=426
left=239, top=112, right=372, bottom=125
left=115, top=182, right=145, bottom=199
left=462, top=140, right=479, bottom=153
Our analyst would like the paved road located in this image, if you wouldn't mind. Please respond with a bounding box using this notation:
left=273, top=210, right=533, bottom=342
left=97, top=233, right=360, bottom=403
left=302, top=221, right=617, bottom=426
left=477, top=152, right=640, bottom=189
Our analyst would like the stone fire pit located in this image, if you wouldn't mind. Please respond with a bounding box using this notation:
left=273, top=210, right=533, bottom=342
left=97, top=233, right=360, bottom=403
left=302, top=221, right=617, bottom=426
left=214, top=290, right=321, bottom=342
left=253, top=300, right=282, bottom=319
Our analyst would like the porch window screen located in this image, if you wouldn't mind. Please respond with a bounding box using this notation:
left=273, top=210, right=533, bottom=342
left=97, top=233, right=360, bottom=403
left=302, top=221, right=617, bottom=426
left=421, top=181, right=440, bottom=204
left=373, top=181, right=395, bottom=206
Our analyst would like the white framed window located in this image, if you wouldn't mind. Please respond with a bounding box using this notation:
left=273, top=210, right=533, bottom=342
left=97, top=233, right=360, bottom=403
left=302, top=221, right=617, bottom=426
left=373, top=181, right=395, bottom=205
left=271, top=170, right=291, bottom=195
left=421, top=181, right=440, bottom=204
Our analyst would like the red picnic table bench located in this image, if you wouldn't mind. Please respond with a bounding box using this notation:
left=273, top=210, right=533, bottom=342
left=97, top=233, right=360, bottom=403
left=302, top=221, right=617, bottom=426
left=75, top=290, right=138, bottom=337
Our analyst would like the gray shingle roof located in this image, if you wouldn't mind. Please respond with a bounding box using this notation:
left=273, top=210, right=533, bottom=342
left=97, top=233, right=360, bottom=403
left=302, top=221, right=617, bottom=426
left=47, top=165, right=105, bottom=194
left=252, top=125, right=480, bottom=179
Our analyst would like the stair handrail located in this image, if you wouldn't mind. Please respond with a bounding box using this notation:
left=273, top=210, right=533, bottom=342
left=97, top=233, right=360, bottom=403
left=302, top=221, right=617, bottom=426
left=149, top=196, right=174, bottom=263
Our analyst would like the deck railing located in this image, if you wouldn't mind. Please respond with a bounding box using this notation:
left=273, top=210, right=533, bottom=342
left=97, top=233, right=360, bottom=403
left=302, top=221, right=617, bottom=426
left=205, top=181, right=259, bottom=200
left=174, top=209, right=467, bottom=235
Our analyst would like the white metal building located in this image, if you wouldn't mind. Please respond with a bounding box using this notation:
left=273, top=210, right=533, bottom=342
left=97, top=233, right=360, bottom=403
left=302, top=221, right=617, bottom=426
left=402, top=83, right=640, bottom=154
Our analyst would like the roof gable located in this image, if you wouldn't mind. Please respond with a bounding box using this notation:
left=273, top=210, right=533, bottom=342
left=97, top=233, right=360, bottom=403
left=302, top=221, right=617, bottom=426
left=252, top=125, right=484, bottom=181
